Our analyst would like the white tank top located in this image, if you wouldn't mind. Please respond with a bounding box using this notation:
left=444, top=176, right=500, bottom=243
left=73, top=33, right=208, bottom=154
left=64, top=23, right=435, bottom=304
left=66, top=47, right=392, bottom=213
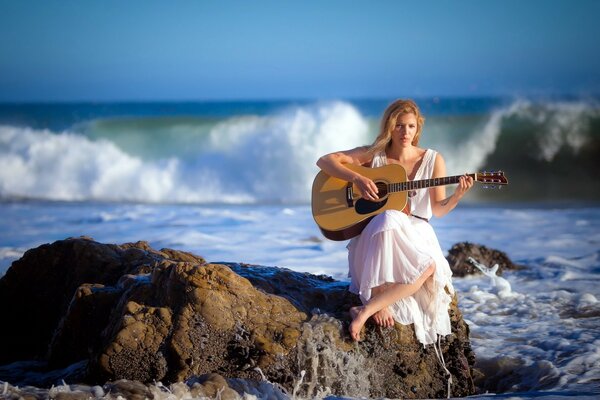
left=370, top=149, right=437, bottom=220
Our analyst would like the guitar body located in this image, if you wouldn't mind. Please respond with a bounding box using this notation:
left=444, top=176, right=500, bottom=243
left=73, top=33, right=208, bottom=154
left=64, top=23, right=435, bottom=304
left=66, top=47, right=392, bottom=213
left=312, top=164, right=408, bottom=241
left=312, top=164, right=507, bottom=241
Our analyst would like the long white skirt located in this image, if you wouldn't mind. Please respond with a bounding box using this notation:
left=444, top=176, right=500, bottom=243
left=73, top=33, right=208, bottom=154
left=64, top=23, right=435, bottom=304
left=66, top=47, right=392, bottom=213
left=347, top=210, right=454, bottom=345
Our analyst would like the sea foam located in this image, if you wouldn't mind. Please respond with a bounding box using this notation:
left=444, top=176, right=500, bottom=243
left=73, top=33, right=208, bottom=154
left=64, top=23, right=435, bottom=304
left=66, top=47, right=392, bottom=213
left=439, top=98, right=599, bottom=174
left=0, top=101, right=368, bottom=204
left=2, top=99, right=599, bottom=203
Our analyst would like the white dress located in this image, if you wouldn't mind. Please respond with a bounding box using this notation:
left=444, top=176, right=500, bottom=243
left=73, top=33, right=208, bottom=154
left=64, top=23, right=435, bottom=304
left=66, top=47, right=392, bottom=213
left=347, top=149, right=454, bottom=346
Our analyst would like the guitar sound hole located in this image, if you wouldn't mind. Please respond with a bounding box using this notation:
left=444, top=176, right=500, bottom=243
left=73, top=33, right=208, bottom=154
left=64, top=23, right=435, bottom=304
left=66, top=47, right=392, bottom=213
left=375, top=182, right=388, bottom=197
left=355, top=198, right=388, bottom=215
left=354, top=181, right=389, bottom=215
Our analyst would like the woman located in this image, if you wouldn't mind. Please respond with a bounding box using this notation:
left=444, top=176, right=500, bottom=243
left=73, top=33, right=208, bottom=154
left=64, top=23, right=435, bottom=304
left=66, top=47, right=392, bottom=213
left=316, top=99, right=473, bottom=343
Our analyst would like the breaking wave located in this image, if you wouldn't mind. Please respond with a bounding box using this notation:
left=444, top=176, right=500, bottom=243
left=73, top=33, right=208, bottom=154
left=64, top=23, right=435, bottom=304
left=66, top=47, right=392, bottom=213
left=0, top=99, right=598, bottom=203
left=0, top=102, right=369, bottom=203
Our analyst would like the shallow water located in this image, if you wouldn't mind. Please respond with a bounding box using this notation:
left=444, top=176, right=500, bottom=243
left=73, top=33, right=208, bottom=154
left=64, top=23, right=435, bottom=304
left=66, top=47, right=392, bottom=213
left=0, top=202, right=599, bottom=398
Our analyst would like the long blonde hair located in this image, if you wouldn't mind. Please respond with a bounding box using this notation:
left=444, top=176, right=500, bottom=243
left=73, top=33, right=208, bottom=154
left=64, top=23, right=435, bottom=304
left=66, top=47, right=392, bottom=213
left=368, top=99, right=425, bottom=155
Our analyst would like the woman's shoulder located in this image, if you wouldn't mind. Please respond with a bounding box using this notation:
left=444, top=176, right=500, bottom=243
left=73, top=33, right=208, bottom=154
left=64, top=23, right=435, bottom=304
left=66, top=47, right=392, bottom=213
left=421, top=147, right=442, bottom=159
left=413, top=147, right=435, bottom=161
left=431, top=151, right=446, bottom=174
left=418, top=147, right=437, bottom=154
left=334, top=145, right=375, bottom=166
left=370, top=149, right=387, bottom=167
left=419, top=148, right=444, bottom=170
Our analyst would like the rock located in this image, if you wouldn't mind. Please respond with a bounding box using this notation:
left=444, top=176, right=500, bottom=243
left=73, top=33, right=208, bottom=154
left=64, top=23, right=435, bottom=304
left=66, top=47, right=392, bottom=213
left=446, top=242, right=522, bottom=277
left=88, top=259, right=306, bottom=385
left=186, top=373, right=239, bottom=400
left=0, top=238, right=165, bottom=364
left=0, top=237, right=478, bottom=398
left=103, top=379, right=154, bottom=400
left=48, top=283, right=121, bottom=367
left=226, top=263, right=356, bottom=316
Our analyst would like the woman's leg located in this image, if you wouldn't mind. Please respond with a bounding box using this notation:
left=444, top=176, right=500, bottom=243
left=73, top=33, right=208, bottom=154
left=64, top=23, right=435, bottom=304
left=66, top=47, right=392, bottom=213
left=371, top=284, right=394, bottom=327
left=349, top=263, right=436, bottom=341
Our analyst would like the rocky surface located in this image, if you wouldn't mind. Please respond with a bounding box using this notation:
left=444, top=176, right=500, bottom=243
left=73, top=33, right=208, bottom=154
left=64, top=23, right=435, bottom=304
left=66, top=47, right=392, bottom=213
left=446, top=241, right=523, bottom=277
left=0, top=237, right=493, bottom=398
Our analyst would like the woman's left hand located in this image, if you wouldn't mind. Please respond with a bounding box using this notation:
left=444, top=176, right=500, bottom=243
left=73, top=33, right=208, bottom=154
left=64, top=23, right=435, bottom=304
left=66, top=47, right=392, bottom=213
left=455, top=174, right=474, bottom=200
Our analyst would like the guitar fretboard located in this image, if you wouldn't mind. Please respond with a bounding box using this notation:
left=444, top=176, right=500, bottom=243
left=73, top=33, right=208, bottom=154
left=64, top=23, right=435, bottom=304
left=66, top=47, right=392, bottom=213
left=389, top=174, right=476, bottom=193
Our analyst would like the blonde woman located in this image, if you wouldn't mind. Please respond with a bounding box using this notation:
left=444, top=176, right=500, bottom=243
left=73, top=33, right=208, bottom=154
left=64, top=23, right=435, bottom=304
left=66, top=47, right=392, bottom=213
left=317, top=99, right=473, bottom=343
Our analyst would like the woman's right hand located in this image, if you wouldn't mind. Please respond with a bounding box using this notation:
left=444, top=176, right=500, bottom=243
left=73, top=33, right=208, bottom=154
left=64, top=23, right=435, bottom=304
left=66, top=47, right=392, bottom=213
left=353, top=174, right=379, bottom=201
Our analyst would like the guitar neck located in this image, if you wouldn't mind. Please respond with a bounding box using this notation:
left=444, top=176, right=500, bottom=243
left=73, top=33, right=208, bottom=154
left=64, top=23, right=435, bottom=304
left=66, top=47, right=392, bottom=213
left=389, top=173, right=476, bottom=193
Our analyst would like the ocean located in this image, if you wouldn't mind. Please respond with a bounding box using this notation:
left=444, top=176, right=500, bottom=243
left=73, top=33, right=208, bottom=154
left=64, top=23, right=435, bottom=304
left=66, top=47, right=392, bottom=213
left=0, top=98, right=599, bottom=399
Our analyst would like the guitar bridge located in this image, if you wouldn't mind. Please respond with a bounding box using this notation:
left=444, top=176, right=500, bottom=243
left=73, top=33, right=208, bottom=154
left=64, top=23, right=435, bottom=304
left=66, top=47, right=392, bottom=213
left=346, top=183, right=354, bottom=207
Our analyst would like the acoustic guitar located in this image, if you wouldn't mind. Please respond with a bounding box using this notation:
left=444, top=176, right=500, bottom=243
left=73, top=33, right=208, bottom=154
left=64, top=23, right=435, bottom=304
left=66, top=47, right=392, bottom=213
left=311, top=164, right=508, bottom=241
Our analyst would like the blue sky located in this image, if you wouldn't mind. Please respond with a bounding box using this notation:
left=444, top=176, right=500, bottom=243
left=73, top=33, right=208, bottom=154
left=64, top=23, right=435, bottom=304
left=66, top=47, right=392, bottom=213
left=0, top=0, right=599, bottom=101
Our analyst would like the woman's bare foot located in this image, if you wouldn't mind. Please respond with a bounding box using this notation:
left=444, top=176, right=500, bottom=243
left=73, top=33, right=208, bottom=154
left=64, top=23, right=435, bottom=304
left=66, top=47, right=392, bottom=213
left=373, top=307, right=395, bottom=328
left=349, top=306, right=369, bottom=341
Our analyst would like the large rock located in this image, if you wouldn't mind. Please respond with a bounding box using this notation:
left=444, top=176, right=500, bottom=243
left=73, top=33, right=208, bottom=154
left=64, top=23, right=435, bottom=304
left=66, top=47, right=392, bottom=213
left=446, top=241, right=522, bottom=277
left=0, top=238, right=174, bottom=364
left=0, top=237, right=478, bottom=398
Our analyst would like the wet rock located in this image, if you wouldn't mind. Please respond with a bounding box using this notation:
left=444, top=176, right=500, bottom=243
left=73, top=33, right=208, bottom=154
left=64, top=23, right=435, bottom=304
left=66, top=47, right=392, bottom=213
left=48, top=284, right=121, bottom=367
left=187, top=373, right=239, bottom=400
left=103, top=379, right=154, bottom=400
left=0, top=237, right=478, bottom=398
left=226, top=263, right=356, bottom=317
left=446, top=241, right=522, bottom=277
left=0, top=238, right=165, bottom=364
left=87, top=260, right=306, bottom=385
left=52, top=392, right=97, bottom=400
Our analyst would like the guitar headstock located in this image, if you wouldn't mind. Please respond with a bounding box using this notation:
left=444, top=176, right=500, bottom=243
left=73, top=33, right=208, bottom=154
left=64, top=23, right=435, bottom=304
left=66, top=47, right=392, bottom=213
left=475, top=171, right=508, bottom=188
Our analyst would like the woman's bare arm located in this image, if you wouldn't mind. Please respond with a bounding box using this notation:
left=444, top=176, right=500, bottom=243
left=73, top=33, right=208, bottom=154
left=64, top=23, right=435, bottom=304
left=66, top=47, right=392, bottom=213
left=429, top=153, right=473, bottom=218
left=316, top=147, right=380, bottom=201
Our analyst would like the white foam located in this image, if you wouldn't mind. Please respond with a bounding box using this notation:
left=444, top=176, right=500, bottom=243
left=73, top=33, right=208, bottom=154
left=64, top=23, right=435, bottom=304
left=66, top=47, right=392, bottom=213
left=443, top=103, right=513, bottom=173
left=468, top=257, right=514, bottom=298
left=0, top=126, right=200, bottom=203
left=0, top=247, right=24, bottom=276
left=532, top=102, right=597, bottom=162
left=202, top=101, right=369, bottom=203
left=579, top=293, right=598, bottom=304
left=441, top=99, right=599, bottom=173
left=455, top=254, right=600, bottom=394
left=294, top=315, right=373, bottom=398
left=0, top=101, right=369, bottom=204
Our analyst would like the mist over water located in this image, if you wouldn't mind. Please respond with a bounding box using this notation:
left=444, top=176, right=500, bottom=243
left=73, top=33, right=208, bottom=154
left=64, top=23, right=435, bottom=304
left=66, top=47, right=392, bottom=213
left=0, top=98, right=598, bottom=204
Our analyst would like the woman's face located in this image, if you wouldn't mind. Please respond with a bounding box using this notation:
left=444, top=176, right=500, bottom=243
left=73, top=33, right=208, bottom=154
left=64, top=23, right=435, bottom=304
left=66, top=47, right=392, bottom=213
left=391, top=113, right=418, bottom=147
